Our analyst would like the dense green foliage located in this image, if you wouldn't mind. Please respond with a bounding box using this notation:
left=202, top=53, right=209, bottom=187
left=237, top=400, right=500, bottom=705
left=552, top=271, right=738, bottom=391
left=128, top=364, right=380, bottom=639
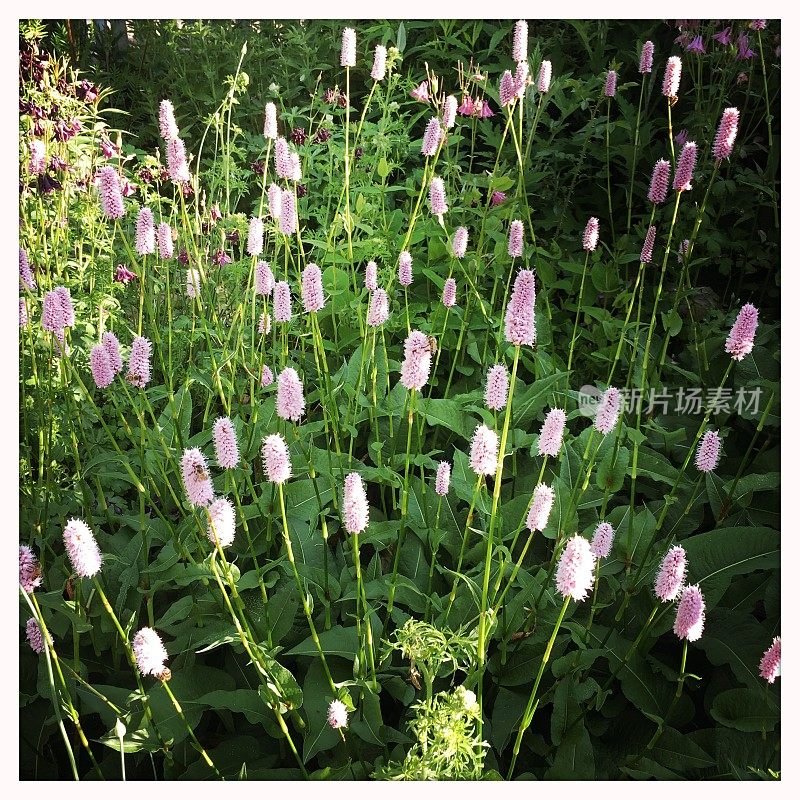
left=20, top=18, right=779, bottom=781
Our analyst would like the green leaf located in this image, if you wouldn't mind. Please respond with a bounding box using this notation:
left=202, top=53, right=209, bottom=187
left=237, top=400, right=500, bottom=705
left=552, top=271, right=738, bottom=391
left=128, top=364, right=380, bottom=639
left=285, top=625, right=359, bottom=660
left=711, top=688, right=779, bottom=732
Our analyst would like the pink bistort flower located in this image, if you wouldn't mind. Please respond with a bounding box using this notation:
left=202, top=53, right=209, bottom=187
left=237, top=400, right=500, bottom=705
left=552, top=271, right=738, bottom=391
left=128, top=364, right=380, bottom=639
left=133, top=627, right=169, bottom=678
left=556, top=534, right=596, bottom=602
left=261, top=365, right=274, bottom=387
left=470, top=424, right=499, bottom=476
left=400, top=330, right=432, bottom=391
left=485, top=364, right=509, bottom=411
left=343, top=473, right=369, bottom=534
left=504, top=269, right=537, bottom=346
left=538, top=60, right=552, bottom=93
left=181, top=448, right=214, bottom=507
left=262, top=433, right=292, bottom=484
left=274, top=281, right=292, bottom=322
left=442, top=277, right=457, bottom=308
left=135, top=208, right=155, bottom=255
left=26, top=617, right=45, bottom=654
left=648, top=159, right=671, bottom=205
left=19, top=298, right=27, bottom=328
left=280, top=189, right=297, bottom=235
left=695, top=430, right=722, bottom=472
left=713, top=107, right=739, bottom=161
left=213, top=417, right=240, bottom=469
left=90, top=344, right=115, bottom=389
left=302, top=264, right=325, bottom=313
left=98, top=165, right=125, bottom=219
left=583, top=217, right=600, bottom=251
left=102, top=331, right=122, bottom=375
left=513, top=20, right=528, bottom=63
left=247, top=217, right=264, bottom=256
left=126, top=336, right=152, bottom=388
left=759, top=637, right=781, bottom=684
left=527, top=484, right=555, bottom=531
left=443, top=95, right=457, bottom=129
left=595, top=387, right=621, bottom=434
left=256, top=261, right=275, bottom=296
left=341, top=27, right=356, bottom=67
left=166, top=137, right=191, bottom=183
left=275, top=137, right=292, bottom=179
left=372, top=45, right=387, bottom=82
left=508, top=219, right=524, bottom=258
left=725, top=303, right=759, bottom=360
left=590, top=522, right=615, bottom=559
left=19, top=247, right=36, bottom=290
left=429, top=177, right=448, bottom=215
left=19, top=545, right=42, bottom=593
left=604, top=70, right=617, bottom=97
left=157, top=223, right=174, bottom=260
left=499, top=70, right=516, bottom=107
left=264, top=102, right=278, bottom=140
left=662, top=55, right=682, bottom=98
left=655, top=545, right=687, bottom=602
left=538, top=408, right=567, bottom=457
left=514, top=61, right=529, bottom=99
left=674, top=584, right=705, bottom=641
left=276, top=366, right=306, bottom=422
left=435, top=461, right=451, bottom=496
left=159, top=99, right=178, bottom=140
left=673, top=141, right=697, bottom=192
left=328, top=699, right=349, bottom=729
left=268, top=183, right=283, bottom=220
left=641, top=225, right=656, bottom=263
left=639, top=40, right=654, bottom=73
left=365, top=260, right=378, bottom=292
left=207, top=497, right=236, bottom=548
left=398, top=251, right=413, bottom=287
left=422, top=117, right=442, bottom=157
left=63, top=518, right=102, bottom=578
left=452, top=226, right=468, bottom=258
left=367, top=288, right=389, bottom=327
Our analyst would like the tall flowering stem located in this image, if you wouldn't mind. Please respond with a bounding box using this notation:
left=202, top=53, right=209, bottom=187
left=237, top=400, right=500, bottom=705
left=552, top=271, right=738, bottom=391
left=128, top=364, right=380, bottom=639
left=755, top=29, right=777, bottom=227
left=476, top=344, right=521, bottom=735
left=507, top=596, right=571, bottom=779
left=605, top=96, right=615, bottom=246
left=626, top=71, right=648, bottom=233
left=565, top=251, right=590, bottom=385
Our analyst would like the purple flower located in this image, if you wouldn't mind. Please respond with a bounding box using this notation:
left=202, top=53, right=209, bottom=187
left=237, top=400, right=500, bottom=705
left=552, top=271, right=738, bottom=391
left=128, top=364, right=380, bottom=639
left=491, top=190, right=507, bottom=206
left=674, top=128, right=689, bottom=147
left=713, top=27, right=733, bottom=46
left=114, top=264, right=137, bottom=284
left=212, top=249, right=232, bottom=267
left=686, top=35, right=706, bottom=54
left=736, top=33, right=755, bottom=60
left=291, top=127, right=307, bottom=146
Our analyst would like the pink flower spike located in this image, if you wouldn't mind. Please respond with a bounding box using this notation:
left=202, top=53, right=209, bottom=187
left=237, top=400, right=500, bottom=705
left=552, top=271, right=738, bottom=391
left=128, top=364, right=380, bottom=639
left=26, top=618, right=45, bottom=654
left=328, top=699, right=349, bottom=729
left=275, top=137, right=292, bottom=178
left=264, top=102, right=278, bottom=140
left=261, top=365, right=274, bottom=387
left=537, top=60, right=552, bottom=93
left=365, top=260, right=378, bottom=292
left=422, top=117, right=442, bottom=157
left=429, top=177, right=448, bottom=215
left=42, top=289, right=65, bottom=334
left=513, top=20, right=528, bottom=63
left=485, top=364, right=509, bottom=411
left=343, top=473, right=369, bottom=534
left=583, top=217, right=600, bottom=251
left=662, top=55, right=682, bottom=98
left=604, top=70, right=617, bottom=97
left=19, top=298, right=28, bottom=328
left=276, top=366, right=306, bottom=422
left=132, top=627, right=169, bottom=678
left=247, top=217, right=264, bottom=256
left=443, top=95, right=457, bottom=129
left=186, top=268, right=201, bottom=299
left=470, top=424, right=499, bottom=476
left=262, top=433, right=292, bottom=484
left=55, top=286, right=75, bottom=327
left=98, top=165, right=125, bottom=219
left=126, top=336, right=152, bottom=388
left=371, top=44, right=387, bottom=82
left=499, top=70, right=516, bottom=107
left=435, top=461, right=451, bottom=496
left=207, top=497, right=236, bottom=548
left=452, top=227, right=468, bottom=259
left=400, top=330, right=432, bottom=392
left=268, top=183, right=283, bottom=219
left=590, top=522, right=615, bottom=559
left=213, top=417, right=240, bottom=469
left=641, top=225, right=656, bottom=263
left=556, top=534, right=596, bottom=602
left=90, top=344, right=115, bottom=389
left=695, top=430, right=722, bottom=472
left=673, top=584, right=705, bottom=641
left=63, top=518, right=102, bottom=578
left=639, top=41, right=654, bottom=73
left=508, top=219, right=524, bottom=258
left=256, top=261, right=275, bottom=296
left=302, top=263, right=325, bottom=313
left=713, top=107, right=739, bottom=161
left=19, top=247, right=36, bottom=290
left=274, top=281, right=292, bottom=322
left=595, top=387, right=621, bottom=435
left=442, top=277, right=457, bottom=308
left=527, top=484, right=555, bottom=532
left=725, top=303, right=759, bottom=360
left=538, top=408, right=567, bottom=457
left=367, top=288, right=390, bottom=327
left=101, top=332, right=122, bottom=374
left=673, top=141, right=697, bottom=192
left=514, top=61, right=529, bottom=99
left=135, top=208, right=155, bottom=255
left=181, top=448, right=214, bottom=507
left=157, top=222, right=174, bottom=259
left=279, top=189, right=297, bottom=235
left=29, top=140, right=45, bottom=175
left=504, top=269, right=537, bottom=347
left=159, top=99, right=178, bottom=140
left=398, top=251, right=413, bottom=286
left=655, top=545, right=687, bottom=602
left=341, top=27, right=356, bottom=67
left=19, top=545, right=42, bottom=593
left=166, top=137, right=191, bottom=183
left=289, top=153, right=302, bottom=182
left=648, top=159, right=671, bottom=205
left=759, top=637, right=781, bottom=683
